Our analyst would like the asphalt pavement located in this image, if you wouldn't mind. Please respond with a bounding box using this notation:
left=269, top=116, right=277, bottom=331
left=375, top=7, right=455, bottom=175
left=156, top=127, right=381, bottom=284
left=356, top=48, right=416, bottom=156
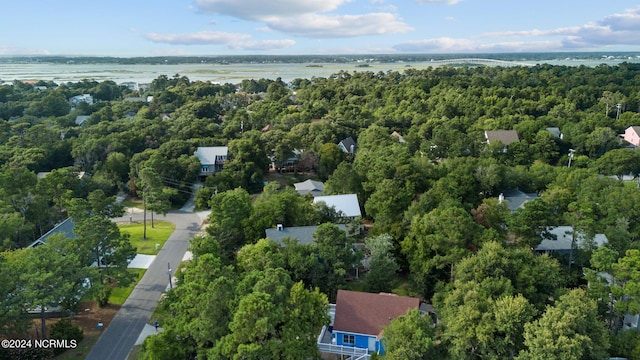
left=85, top=203, right=205, bottom=360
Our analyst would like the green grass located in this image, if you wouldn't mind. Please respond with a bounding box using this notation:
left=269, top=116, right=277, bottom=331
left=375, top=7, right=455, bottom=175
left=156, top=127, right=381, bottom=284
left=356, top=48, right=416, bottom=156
left=122, top=198, right=144, bottom=209
left=110, top=268, right=146, bottom=305
left=55, top=332, right=100, bottom=360
left=119, top=220, right=176, bottom=255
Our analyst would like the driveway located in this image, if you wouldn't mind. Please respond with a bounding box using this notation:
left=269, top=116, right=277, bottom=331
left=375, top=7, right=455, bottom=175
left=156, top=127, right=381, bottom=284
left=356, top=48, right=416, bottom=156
left=85, top=207, right=204, bottom=360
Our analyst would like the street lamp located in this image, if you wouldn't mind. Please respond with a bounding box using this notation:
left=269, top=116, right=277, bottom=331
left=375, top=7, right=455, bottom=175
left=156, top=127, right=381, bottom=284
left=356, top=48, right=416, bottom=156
left=168, top=262, right=173, bottom=289
left=567, top=149, right=576, bottom=168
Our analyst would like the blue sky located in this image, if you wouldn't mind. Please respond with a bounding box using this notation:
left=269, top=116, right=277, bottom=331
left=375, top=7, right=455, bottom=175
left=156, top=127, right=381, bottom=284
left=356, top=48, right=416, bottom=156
left=1, top=0, right=640, bottom=56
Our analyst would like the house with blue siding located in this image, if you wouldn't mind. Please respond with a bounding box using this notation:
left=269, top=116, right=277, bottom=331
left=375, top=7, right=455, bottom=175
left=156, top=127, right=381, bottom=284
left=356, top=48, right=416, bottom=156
left=322, top=290, right=421, bottom=356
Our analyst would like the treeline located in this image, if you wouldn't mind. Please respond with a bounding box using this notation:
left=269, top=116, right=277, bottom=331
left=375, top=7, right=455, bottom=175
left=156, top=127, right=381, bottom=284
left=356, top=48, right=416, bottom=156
left=2, top=63, right=640, bottom=357
left=2, top=52, right=638, bottom=65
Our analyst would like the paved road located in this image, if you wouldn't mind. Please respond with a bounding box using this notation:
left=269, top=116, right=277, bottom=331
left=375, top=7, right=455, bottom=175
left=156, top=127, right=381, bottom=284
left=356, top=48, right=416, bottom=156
left=85, top=209, right=203, bottom=360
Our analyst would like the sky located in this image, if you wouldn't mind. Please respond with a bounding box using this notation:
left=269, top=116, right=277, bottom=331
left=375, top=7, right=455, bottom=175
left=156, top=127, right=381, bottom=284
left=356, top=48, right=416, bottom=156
left=1, top=0, right=640, bottom=56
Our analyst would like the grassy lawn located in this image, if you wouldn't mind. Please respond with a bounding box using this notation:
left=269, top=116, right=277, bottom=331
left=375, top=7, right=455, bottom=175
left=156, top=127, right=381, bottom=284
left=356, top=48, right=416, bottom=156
left=119, top=220, right=176, bottom=255
left=56, top=332, right=100, bottom=360
left=110, top=268, right=147, bottom=305
left=122, top=198, right=144, bottom=209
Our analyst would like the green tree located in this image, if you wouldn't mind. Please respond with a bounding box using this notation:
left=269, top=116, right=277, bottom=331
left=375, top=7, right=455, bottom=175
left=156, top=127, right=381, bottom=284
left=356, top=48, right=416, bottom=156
left=517, top=289, right=609, bottom=360
left=311, top=223, right=361, bottom=301
left=317, top=143, right=345, bottom=180
left=364, top=234, right=399, bottom=293
left=205, top=188, right=252, bottom=259
left=592, top=148, right=640, bottom=180
left=402, top=204, right=481, bottom=295
left=382, top=309, right=439, bottom=360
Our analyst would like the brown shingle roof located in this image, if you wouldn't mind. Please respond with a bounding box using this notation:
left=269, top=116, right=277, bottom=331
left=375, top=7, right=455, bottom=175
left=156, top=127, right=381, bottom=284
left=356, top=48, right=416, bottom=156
left=484, top=130, right=520, bottom=145
left=333, top=290, right=421, bottom=337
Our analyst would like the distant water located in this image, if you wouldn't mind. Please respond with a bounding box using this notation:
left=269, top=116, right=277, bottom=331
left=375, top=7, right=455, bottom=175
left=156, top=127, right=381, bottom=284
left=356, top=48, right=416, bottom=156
left=1, top=57, right=639, bottom=85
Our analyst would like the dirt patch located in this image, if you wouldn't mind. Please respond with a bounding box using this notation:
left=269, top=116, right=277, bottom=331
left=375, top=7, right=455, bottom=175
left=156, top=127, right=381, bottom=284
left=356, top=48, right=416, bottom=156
left=30, top=302, right=120, bottom=359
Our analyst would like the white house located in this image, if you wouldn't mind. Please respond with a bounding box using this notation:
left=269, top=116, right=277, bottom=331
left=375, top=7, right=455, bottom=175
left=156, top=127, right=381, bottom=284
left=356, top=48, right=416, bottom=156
left=194, top=146, right=228, bottom=179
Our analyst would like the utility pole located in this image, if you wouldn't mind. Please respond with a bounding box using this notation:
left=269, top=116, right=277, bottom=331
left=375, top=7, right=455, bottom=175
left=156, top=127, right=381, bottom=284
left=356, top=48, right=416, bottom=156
left=568, top=149, right=576, bottom=168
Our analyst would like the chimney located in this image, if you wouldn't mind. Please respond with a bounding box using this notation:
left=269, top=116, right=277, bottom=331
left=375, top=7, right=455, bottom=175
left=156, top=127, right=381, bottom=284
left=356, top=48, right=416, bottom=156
left=277, top=224, right=283, bottom=231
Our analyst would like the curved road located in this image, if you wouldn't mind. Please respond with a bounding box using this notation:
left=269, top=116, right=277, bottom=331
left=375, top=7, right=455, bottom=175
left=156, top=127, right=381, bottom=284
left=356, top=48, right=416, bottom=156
left=85, top=209, right=204, bottom=360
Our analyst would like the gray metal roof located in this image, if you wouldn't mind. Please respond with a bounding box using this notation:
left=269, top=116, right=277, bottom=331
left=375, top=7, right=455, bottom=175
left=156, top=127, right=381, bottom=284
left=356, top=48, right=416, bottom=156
left=28, top=218, right=76, bottom=247
left=535, top=226, right=608, bottom=252
left=194, top=146, right=228, bottom=165
left=313, top=194, right=361, bottom=218
left=265, top=224, right=346, bottom=246
left=294, top=179, right=324, bottom=196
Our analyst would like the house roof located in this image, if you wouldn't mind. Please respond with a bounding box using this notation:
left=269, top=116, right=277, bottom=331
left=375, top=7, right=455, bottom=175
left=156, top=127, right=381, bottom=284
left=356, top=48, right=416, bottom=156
left=535, top=225, right=608, bottom=252
left=501, top=189, right=539, bottom=212
left=484, top=130, right=520, bottom=145
left=546, top=127, right=562, bottom=138
left=294, top=179, right=324, bottom=196
left=313, top=194, right=361, bottom=217
left=265, top=224, right=346, bottom=246
left=333, top=290, right=421, bottom=337
left=194, top=146, right=228, bottom=165
left=28, top=218, right=76, bottom=248
left=339, top=137, right=357, bottom=153
left=391, top=131, right=406, bottom=143
left=75, top=115, right=90, bottom=126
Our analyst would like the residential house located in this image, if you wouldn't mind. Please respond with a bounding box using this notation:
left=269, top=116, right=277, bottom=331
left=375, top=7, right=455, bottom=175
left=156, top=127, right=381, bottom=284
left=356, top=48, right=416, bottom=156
left=535, top=225, right=608, bottom=255
left=391, top=131, right=406, bottom=143
left=621, top=126, right=640, bottom=147
left=75, top=115, right=90, bottom=127
left=500, top=189, right=539, bottom=212
left=69, top=94, right=94, bottom=106
left=313, top=194, right=362, bottom=218
left=484, top=130, right=520, bottom=146
left=318, top=290, right=422, bottom=356
left=123, top=96, right=147, bottom=103
left=120, top=81, right=139, bottom=91
left=28, top=218, right=76, bottom=248
left=546, top=127, right=563, bottom=139
left=339, top=137, right=357, bottom=154
left=194, top=146, right=228, bottom=180
left=294, top=179, right=324, bottom=196
left=265, top=224, right=346, bottom=246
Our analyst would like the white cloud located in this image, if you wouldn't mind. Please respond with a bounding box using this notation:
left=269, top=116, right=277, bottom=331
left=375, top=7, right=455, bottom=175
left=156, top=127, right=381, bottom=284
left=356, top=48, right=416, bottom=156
left=193, top=0, right=409, bottom=39
left=193, top=0, right=349, bottom=20
left=398, top=7, right=640, bottom=53
left=232, top=39, right=296, bottom=51
left=393, top=37, right=561, bottom=53
left=481, top=7, right=640, bottom=49
left=144, top=31, right=250, bottom=45
left=0, top=46, right=50, bottom=55
left=265, top=13, right=413, bottom=38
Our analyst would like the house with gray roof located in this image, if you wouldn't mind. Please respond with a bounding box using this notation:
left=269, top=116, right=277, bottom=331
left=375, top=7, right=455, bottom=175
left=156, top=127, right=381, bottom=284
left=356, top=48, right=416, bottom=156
left=294, top=179, right=324, bottom=196
left=194, top=146, right=228, bottom=179
left=265, top=224, right=346, bottom=246
left=75, top=115, right=90, bottom=126
left=313, top=194, right=362, bottom=218
left=535, top=225, right=608, bottom=255
left=338, top=137, right=357, bottom=154
left=484, top=130, right=520, bottom=146
left=500, top=189, right=539, bottom=212
left=28, top=218, right=76, bottom=248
